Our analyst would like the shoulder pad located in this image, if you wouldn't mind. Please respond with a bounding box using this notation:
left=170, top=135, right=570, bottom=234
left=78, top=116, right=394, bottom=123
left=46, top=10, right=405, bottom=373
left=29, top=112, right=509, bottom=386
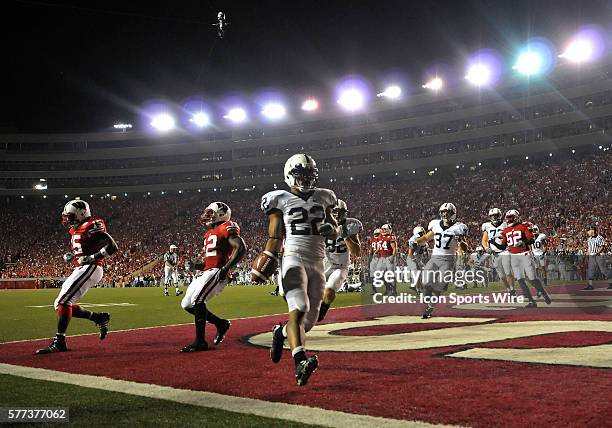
left=261, top=190, right=287, bottom=214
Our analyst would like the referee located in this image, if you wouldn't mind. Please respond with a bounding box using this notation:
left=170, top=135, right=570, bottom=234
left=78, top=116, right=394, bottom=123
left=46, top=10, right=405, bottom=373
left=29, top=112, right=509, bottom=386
left=584, top=226, right=612, bottom=290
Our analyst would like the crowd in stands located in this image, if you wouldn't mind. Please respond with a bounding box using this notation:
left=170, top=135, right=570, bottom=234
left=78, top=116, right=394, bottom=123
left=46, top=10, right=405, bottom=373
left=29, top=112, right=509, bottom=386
left=1, top=153, right=609, bottom=283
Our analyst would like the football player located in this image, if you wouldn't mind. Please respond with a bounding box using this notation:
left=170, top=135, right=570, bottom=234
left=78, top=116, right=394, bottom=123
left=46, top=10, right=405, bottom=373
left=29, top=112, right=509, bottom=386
left=318, top=199, right=362, bottom=322
left=407, top=226, right=429, bottom=292
left=530, top=225, right=548, bottom=292
left=163, top=244, right=183, bottom=297
left=36, top=200, right=118, bottom=354
left=468, top=246, right=491, bottom=288
left=377, top=224, right=398, bottom=296
left=417, top=203, right=468, bottom=319
left=180, top=202, right=246, bottom=352
left=368, top=228, right=382, bottom=292
left=261, top=154, right=338, bottom=386
left=492, top=210, right=551, bottom=307
left=481, top=208, right=515, bottom=295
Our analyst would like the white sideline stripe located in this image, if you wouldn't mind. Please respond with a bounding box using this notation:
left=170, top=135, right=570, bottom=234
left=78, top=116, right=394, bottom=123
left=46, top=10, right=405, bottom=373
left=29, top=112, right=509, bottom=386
left=0, top=304, right=368, bottom=345
left=0, top=363, right=458, bottom=428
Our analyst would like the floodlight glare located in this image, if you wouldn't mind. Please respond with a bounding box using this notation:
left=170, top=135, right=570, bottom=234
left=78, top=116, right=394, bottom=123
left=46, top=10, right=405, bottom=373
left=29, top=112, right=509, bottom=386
left=338, top=89, right=365, bottom=111
left=301, top=99, right=319, bottom=111
left=224, top=108, right=247, bottom=123
left=113, top=123, right=132, bottom=130
left=513, top=51, right=543, bottom=75
left=190, top=112, right=210, bottom=127
left=150, top=113, right=175, bottom=131
left=559, top=38, right=594, bottom=63
left=422, top=77, right=443, bottom=90
left=376, top=85, right=402, bottom=99
left=261, top=103, right=286, bottom=120
left=465, top=63, right=491, bottom=86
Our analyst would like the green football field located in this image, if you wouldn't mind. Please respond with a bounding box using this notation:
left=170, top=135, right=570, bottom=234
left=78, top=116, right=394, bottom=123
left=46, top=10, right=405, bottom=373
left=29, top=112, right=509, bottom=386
left=0, top=281, right=565, bottom=426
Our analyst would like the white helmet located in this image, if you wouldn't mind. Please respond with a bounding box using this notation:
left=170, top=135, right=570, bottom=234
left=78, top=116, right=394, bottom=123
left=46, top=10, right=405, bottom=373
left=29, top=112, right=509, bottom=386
left=62, top=200, right=91, bottom=228
left=488, top=208, right=502, bottom=225
left=439, top=202, right=457, bottom=223
left=373, top=228, right=382, bottom=236
left=413, top=226, right=425, bottom=237
left=333, top=199, right=348, bottom=221
left=531, top=224, right=540, bottom=234
left=381, top=224, right=392, bottom=235
left=505, top=209, right=520, bottom=225
left=200, top=202, right=231, bottom=227
left=170, top=244, right=178, bottom=252
left=284, top=154, right=319, bottom=192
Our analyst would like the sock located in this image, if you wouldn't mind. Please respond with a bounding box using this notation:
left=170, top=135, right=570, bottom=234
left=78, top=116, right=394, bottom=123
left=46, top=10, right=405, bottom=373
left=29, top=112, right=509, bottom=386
left=184, top=306, right=195, bottom=315
left=292, top=346, right=307, bottom=367
left=281, top=324, right=288, bottom=339
left=517, top=279, right=534, bottom=302
left=318, top=302, right=330, bottom=322
left=72, top=305, right=100, bottom=323
left=54, top=332, right=66, bottom=343
left=206, top=310, right=223, bottom=327
left=193, top=303, right=207, bottom=343
left=531, top=279, right=546, bottom=295
left=56, top=304, right=72, bottom=334
left=543, top=276, right=548, bottom=287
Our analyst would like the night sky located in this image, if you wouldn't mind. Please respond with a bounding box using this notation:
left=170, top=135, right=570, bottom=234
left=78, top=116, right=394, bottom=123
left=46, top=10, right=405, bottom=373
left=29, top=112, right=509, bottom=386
left=3, top=0, right=611, bottom=133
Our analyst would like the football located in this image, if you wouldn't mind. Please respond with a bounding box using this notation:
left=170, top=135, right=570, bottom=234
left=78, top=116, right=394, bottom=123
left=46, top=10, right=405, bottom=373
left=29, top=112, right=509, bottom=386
left=250, top=250, right=279, bottom=283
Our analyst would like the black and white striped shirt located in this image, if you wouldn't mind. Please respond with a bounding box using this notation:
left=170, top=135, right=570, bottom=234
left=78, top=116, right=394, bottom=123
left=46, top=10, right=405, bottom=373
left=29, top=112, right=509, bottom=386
left=587, top=235, right=605, bottom=255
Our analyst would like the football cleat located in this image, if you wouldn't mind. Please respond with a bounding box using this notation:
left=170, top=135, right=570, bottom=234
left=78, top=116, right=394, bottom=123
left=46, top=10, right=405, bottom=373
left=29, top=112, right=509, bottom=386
left=542, top=292, right=552, bottom=305
left=509, top=289, right=517, bottom=297
left=583, top=285, right=594, bottom=290
left=270, top=324, right=285, bottom=363
left=422, top=306, right=434, bottom=319
left=295, top=355, right=319, bottom=386
left=96, top=312, right=111, bottom=340
left=525, top=301, right=538, bottom=308
left=180, top=341, right=209, bottom=353
left=164, top=291, right=170, bottom=296
left=175, top=290, right=184, bottom=297
left=35, top=338, right=68, bottom=355
left=213, top=320, right=231, bottom=346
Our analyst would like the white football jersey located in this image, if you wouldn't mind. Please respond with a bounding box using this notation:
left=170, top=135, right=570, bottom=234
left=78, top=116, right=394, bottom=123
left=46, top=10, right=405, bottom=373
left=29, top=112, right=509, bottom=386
left=481, top=221, right=508, bottom=254
left=408, top=234, right=429, bottom=256
left=261, top=188, right=337, bottom=260
left=325, top=217, right=363, bottom=266
left=531, top=233, right=547, bottom=256
left=428, top=219, right=468, bottom=256
left=164, top=252, right=178, bottom=267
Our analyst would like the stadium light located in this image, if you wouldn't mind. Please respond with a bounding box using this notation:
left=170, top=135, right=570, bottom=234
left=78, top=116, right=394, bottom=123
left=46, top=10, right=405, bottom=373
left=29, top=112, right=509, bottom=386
left=559, top=38, right=593, bottom=63
left=301, top=98, right=319, bottom=112
left=422, top=77, right=443, bottom=91
left=224, top=107, right=247, bottom=123
left=190, top=112, right=210, bottom=127
left=261, top=103, right=286, bottom=120
left=338, top=89, right=365, bottom=111
left=150, top=113, right=175, bottom=132
left=34, top=178, right=47, bottom=190
left=113, top=123, right=132, bottom=130
left=465, top=64, right=491, bottom=86
left=513, top=51, right=543, bottom=76
left=376, top=85, right=402, bottom=100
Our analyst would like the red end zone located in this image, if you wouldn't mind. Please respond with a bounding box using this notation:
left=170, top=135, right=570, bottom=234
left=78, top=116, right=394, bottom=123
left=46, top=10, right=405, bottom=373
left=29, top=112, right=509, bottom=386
left=1, top=284, right=611, bottom=427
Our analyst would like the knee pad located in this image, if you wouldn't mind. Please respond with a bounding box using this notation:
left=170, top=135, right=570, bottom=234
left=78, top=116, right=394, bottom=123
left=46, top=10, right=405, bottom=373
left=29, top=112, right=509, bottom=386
left=285, top=288, right=309, bottom=313
left=56, top=304, right=72, bottom=317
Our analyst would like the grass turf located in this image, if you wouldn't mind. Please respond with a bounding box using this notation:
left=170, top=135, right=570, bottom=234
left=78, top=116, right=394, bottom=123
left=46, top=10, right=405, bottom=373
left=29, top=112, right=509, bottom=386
left=0, top=374, right=321, bottom=428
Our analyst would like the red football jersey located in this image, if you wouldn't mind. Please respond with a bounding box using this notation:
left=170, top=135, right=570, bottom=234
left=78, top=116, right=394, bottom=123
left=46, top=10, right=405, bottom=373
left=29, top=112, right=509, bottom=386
left=203, top=220, right=240, bottom=270
left=369, top=235, right=380, bottom=255
left=501, top=222, right=534, bottom=254
left=378, top=234, right=397, bottom=257
left=69, top=218, right=107, bottom=266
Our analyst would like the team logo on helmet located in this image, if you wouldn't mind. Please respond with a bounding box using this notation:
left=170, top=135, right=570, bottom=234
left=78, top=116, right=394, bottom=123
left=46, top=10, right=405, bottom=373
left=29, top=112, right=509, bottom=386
left=413, top=226, right=425, bottom=237
left=201, top=202, right=231, bottom=227
left=488, top=208, right=502, bottom=226
left=381, top=224, right=392, bottom=235
left=505, top=209, right=520, bottom=225
left=439, top=203, right=457, bottom=223
left=62, top=200, right=91, bottom=228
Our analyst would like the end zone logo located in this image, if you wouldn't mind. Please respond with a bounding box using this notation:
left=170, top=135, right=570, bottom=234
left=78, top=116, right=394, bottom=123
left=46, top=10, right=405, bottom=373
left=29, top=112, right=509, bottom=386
left=248, top=316, right=612, bottom=369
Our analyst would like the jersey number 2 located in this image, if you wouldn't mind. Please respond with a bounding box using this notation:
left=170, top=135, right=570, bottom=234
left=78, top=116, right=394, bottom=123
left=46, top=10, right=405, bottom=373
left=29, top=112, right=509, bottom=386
left=205, top=235, right=218, bottom=257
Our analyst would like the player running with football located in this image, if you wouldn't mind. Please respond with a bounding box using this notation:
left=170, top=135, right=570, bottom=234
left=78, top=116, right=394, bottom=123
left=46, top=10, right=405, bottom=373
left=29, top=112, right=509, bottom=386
left=417, top=203, right=468, bottom=319
left=257, top=154, right=339, bottom=386
left=180, top=202, right=246, bottom=352
left=530, top=224, right=549, bottom=295
left=318, top=199, right=362, bottom=322
left=36, top=200, right=118, bottom=354
left=492, top=210, right=551, bottom=307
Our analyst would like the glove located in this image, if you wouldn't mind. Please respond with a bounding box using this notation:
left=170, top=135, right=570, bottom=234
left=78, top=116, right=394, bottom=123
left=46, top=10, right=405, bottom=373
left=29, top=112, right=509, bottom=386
left=77, top=255, right=95, bottom=265
left=63, top=252, right=74, bottom=263
left=318, top=223, right=336, bottom=237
